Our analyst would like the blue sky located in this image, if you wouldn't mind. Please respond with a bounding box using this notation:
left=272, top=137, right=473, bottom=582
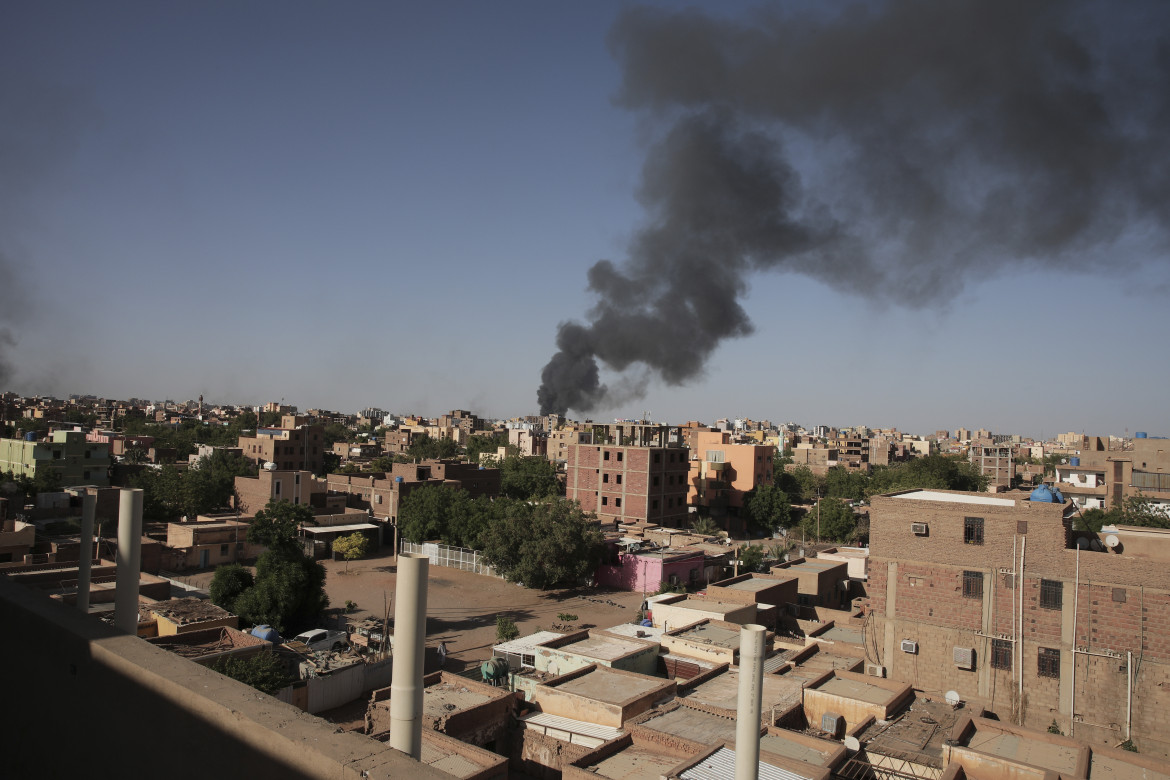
left=2, top=1, right=1167, bottom=439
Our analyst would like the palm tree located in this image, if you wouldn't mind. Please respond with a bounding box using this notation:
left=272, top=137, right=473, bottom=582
left=689, top=515, right=721, bottom=537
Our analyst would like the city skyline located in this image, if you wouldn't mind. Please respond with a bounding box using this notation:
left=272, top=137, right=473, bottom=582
left=3, top=2, right=1168, bottom=437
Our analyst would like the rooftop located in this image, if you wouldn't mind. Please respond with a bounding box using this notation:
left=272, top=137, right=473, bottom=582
left=684, top=668, right=805, bottom=715
left=492, top=630, right=562, bottom=658
left=421, top=682, right=493, bottom=719
left=723, top=578, right=785, bottom=593
left=587, top=743, right=683, bottom=780
left=673, top=622, right=741, bottom=649
left=552, top=666, right=665, bottom=705
left=148, top=598, right=234, bottom=625
left=892, top=489, right=1015, bottom=507
left=812, top=676, right=894, bottom=705
left=967, top=729, right=1082, bottom=774
left=559, top=633, right=651, bottom=662
left=678, top=746, right=814, bottom=780
left=672, top=598, right=749, bottom=615
left=759, top=730, right=840, bottom=768
left=857, top=697, right=960, bottom=770
left=638, top=704, right=738, bottom=746
left=818, top=626, right=864, bottom=646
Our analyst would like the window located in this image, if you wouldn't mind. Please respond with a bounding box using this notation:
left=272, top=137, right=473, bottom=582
left=617, top=452, right=623, bottom=462
left=275, top=480, right=282, bottom=496
left=654, top=453, right=661, bottom=464
left=1040, top=579, right=1063, bottom=610
left=652, top=500, right=659, bottom=510
left=991, top=639, right=1012, bottom=670
left=615, top=498, right=622, bottom=508
left=962, top=571, right=984, bottom=599
left=1038, top=647, right=1061, bottom=679
left=603, top=474, right=609, bottom=484
left=616, top=474, right=622, bottom=485
left=220, top=544, right=229, bottom=556
left=653, top=476, right=660, bottom=487
left=602, top=497, right=608, bottom=506
left=604, top=451, right=610, bottom=461
left=964, top=516, right=984, bottom=545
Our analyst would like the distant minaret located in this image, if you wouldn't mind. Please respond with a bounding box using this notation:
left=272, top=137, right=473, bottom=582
left=198, top=394, right=203, bottom=418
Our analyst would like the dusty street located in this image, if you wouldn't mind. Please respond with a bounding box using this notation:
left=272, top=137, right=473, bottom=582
left=318, top=549, right=646, bottom=670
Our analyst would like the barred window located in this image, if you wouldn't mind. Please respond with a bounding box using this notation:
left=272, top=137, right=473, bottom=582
left=964, top=517, right=984, bottom=545
left=1038, top=647, right=1061, bottom=679
left=991, top=639, right=1012, bottom=670
left=962, top=571, right=984, bottom=599
left=1040, top=579, right=1063, bottom=610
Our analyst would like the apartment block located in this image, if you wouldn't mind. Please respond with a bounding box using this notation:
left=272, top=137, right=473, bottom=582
left=565, top=444, right=690, bottom=528
left=236, top=415, right=324, bottom=474
left=1053, top=436, right=1170, bottom=515
left=687, top=430, right=774, bottom=533
left=970, top=444, right=1014, bottom=489
left=0, top=431, right=111, bottom=486
left=866, top=487, right=1170, bottom=756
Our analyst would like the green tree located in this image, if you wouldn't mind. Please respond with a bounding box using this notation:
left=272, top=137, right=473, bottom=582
left=233, top=547, right=329, bottom=634
left=500, top=455, right=559, bottom=500
left=801, top=498, right=857, bottom=542
left=787, top=466, right=825, bottom=504
left=211, top=652, right=295, bottom=695
left=480, top=498, right=606, bottom=589
left=737, top=543, right=766, bottom=574
left=332, top=531, right=370, bottom=571
left=824, top=467, right=868, bottom=502
left=744, top=484, right=792, bottom=533
left=689, top=515, right=721, bottom=536
left=407, top=434, right=460, bottom=460
left=397, top=484, right=464, bottom=544
left=368, top=456, right=395, bottom=472
left=466, top=432, right=508, bottom=464
left=867, top=454, right=987, bottom=496
left=322, top=422, right=354, bottom=446
left=496, top=614, right=520, bottom=642
left=1117, top=493, right=1170, bottom=528
left=209, top=564, right=255, bottom=613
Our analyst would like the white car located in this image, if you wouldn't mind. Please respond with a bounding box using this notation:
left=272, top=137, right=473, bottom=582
left=292, top=628, right=349, bottom=652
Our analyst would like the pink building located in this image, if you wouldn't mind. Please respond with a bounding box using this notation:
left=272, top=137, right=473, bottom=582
left=596, top=547, right=705, bottom=593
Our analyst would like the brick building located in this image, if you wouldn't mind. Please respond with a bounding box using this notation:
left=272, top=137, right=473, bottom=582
left=970, top=444, right=1014, bottom=489
left=565, top=443, right=690, bottom=528
left=866, top=487, right=1170, bottom=757
left=686, top=430, right=774, bottom=533
left=237, top=415, right=324, bottom=474
left=1053, top=436, right=1170, bottom=515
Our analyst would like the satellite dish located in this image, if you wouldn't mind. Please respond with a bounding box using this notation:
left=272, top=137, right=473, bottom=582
left=1105, top=535, right=1120, bottom=548
left=547, top=662, right=559, bottom=676
left=945, top=690, right=961, bottom=707
left=843, top=735, right=861, bottom=751
left=263, top=461, right=277, bottom=471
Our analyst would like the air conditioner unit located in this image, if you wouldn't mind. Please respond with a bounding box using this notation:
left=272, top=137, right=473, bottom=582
left=821, top=712, right=844, bottom=737
left=865, top=663, right=885, bottom=678
left=953, top=646, right=975, bottom=670
left=911, top=522, right=929, bottom=536
left=901, top=639, right=918, bottom=654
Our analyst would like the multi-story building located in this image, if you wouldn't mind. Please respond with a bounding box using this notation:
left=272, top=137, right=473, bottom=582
left=508, top=428, right=547, bottom=458
left=830, top=433, right=870, bottom=472
left=686, top=431, right=774, bottom=533
left=0, top=431, right=110, bottom=486
left=866, top=486, right=1170, bottom=755
left=1053, top=435, right=1170, bottom=516
left=565, top=443, right=690, bottom=528
left=234, top=469, right=325, bottom=514
left=970, top=444, right=1014, bottom=490
left=236, top=415, right=324, bottom=474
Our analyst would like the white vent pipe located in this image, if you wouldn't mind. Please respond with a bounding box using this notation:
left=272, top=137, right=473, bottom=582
left=113, top=488, right=143, bottom=634
left=390, top=553, right=429, bottom=759
left=735, top=623, right=766, bottom=780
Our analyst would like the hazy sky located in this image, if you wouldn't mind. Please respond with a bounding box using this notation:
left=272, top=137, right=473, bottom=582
left=2, top=1, right=1167, bottom=439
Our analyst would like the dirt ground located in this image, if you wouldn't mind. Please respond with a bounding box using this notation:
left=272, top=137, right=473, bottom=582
left=318, top=549, right=646, bottom=670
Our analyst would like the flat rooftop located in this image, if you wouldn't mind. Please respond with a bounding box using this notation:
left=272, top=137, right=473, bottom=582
left=673, top=598, right=746, bottom=615
left=893, top=490, right=1015, bottom=507
left=674, top=622, right=740, bottom=649
left=560, top=634, right=649, bottom=662
left=819, top=626, right=864, bottom=646
left=858, top=698, right=958, bottom=769
left=639, top=705, right=738, bottom=746
left=554, top=667, right=664, bottom=705
left=760, top=731, right=838, bottom=767
left=418, top=740, right=482, bottom=779
left=421, top=683, right=493, bottom=719
left=724, top=578, right=784, bottom=593
left=968, top=731, right=1081, bottom=774
left=814, top=676, right=892, bottom=705
left=684, top=669, right=804, bottom=714
left=493, top=630, right=562, bottom=657
left=1090, top=751, right=1170, bottom=780
left=588, top=743, right=682, bottom=780
left=602, top=622, right=665, bottom=642
left=784, top=559, right=841, bottom=573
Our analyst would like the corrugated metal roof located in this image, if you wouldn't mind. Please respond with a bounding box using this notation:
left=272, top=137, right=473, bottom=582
left=492, top=630, right=562, bottom=656
left=763, top=650, right=795, bottom=674
left=679, top=747, right=812, bottom=780
left=519, top=711, right=623, bottom=742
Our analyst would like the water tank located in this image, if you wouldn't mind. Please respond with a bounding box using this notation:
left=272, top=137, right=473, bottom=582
left=1029, top=485, right=1057, bottom=503
left=641, top=619, right=653, bottom=627
left=1069, top=457, right=1080, bottom=467
left=251, top=625, right=280, bottom=643
left=1136, top=432, right=1148, bottom=439
left=24, top=431, right=37, bottom=441
left=481, top=657, right=510, bottom=683
left=395, top=476, right=403, bottom=483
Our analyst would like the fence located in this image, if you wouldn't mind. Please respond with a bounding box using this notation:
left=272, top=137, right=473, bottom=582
left=400, top=541, right=500, bottom=579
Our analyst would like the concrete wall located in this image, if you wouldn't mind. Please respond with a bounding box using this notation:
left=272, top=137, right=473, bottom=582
left=0, top=576, right=450, bottom=780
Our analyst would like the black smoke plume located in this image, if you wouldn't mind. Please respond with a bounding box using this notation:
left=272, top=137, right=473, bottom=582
left=538, top=0, right=1170, bottom=415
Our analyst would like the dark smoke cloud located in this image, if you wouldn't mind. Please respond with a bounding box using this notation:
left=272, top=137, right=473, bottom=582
left=538, top=0, right=1170, bottom=415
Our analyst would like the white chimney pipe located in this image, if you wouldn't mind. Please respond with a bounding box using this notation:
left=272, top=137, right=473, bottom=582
left=389, top=553, right=429, bottom=759
left=76, top=492, right=96, bottom=612
left=735, top=623, right=766, bottom=780
left=113, top=488, right=143, bottom=634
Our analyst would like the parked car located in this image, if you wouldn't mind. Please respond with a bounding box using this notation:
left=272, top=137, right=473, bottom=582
left=291, top=628, right=349, bottom=652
